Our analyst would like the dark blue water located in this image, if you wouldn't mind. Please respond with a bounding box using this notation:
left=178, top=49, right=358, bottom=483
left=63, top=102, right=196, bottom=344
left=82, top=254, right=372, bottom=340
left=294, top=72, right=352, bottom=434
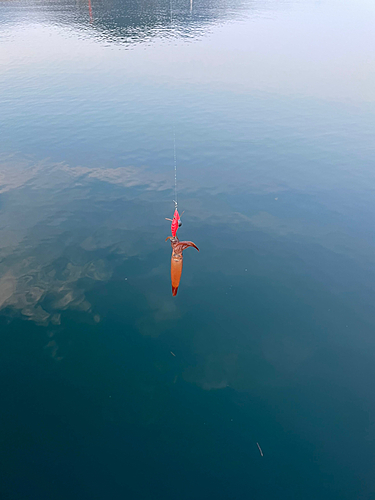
left=1, top=0, right=375, bottom=498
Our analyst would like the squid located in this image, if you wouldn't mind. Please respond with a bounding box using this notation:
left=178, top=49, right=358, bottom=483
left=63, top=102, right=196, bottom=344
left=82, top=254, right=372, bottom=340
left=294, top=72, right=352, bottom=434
left=166, top=236, right=199, bottom=296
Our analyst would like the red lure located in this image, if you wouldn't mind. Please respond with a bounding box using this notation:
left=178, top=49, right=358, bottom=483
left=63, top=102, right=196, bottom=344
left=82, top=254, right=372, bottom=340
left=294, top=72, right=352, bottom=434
left=170, top=208, right=180, bottom=237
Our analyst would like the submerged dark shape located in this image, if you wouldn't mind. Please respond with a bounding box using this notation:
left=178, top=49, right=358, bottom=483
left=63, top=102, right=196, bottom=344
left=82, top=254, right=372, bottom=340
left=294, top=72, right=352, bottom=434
left=166, top=236, right=199, bottom=296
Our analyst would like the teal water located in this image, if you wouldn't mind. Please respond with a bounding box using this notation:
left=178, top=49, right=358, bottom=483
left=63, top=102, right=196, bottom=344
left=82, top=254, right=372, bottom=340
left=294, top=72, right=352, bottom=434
left=1, top=0, right=375, bottom=498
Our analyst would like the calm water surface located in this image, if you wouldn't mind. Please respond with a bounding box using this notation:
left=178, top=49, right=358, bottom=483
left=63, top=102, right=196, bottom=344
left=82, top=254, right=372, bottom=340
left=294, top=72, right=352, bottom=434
left=1, top=0, right=375, bottom=498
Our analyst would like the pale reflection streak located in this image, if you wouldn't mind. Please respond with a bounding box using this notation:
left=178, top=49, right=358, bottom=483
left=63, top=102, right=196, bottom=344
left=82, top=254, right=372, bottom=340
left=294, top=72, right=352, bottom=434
left=0, top=158, right=150, bottom=324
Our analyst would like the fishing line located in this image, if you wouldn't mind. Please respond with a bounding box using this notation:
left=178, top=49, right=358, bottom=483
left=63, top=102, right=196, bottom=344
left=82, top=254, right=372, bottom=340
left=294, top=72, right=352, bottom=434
left=170, top=0, right=178, bottom=211
left=173, top=127, right=178, bottom=209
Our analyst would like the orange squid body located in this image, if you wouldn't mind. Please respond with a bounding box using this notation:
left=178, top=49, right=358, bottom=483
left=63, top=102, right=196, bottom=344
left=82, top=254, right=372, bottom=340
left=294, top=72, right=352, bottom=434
left=166, top=236, right=199, bottom=296
left=171, top=252, right=183, bottom=296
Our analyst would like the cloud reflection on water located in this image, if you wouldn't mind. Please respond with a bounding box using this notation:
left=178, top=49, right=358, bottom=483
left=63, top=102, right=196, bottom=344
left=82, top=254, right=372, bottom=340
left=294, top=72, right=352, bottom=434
left=0, top=155, right=155, bottom=324
left=1, top=151, right=375, bottom=334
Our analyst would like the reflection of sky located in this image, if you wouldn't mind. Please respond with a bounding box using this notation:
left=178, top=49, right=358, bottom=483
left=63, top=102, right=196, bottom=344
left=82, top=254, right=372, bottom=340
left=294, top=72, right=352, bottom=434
left=1, top=1, right=375, bottom=101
